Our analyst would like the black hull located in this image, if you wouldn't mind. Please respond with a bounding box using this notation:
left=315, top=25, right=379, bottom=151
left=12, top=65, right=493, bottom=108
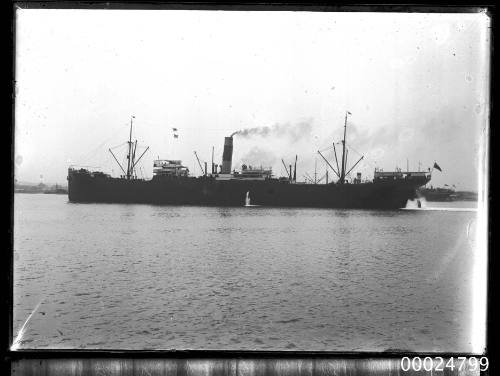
left=68, top=171, right=428, bottom=210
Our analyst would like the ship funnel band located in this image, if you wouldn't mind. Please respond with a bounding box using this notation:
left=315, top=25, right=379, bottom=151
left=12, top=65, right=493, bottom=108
left=221, top=136, right=233, bottom=174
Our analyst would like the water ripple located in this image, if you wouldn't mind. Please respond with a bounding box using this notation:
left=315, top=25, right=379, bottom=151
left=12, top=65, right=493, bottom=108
left=13, top=194, right=477, bottom=352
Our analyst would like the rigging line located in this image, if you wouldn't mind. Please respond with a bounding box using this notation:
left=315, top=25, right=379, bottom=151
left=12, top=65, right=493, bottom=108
left=345, top=144, right=372, bottom=167
left=302, top=175, right=313, bottom=183
left=109, top=142, right=128, bottom=150
left=316, top=173, right=327, bottom=183
left=343, top=143, right=377, bottom=169
left=349, top=146, right=376, bottom=169
left=78, top=123, right=131, bottom=162
left=346, top=144, right=364, bottom=157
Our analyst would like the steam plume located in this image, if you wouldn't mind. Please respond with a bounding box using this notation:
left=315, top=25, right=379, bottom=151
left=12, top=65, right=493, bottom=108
left=231, top=120, right=313, bottom=143
left=238, top=147, right=277, bottom=167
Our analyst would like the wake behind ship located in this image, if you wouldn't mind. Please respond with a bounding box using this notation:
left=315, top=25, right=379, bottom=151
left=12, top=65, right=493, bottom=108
left=68, top=113, right=432, bottom=209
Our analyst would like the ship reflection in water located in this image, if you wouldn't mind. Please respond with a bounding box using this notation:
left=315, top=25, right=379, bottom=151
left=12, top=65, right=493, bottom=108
left=14, top=194, right=477, bottom=351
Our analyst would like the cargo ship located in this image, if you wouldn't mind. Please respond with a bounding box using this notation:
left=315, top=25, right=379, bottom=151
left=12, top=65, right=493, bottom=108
left=68, top=113, right=432, bottom=209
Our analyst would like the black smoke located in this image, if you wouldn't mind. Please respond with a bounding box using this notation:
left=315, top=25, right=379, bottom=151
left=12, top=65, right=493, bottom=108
left=231, top=119, right=313, bottom=143
left=238, top=147, right=278, bottom=168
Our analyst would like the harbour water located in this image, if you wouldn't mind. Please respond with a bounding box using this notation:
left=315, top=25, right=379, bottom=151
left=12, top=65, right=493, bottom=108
left=13, top=193, right=480, bottom=351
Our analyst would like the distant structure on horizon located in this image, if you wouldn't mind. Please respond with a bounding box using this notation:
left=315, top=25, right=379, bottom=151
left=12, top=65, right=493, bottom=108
left=418, top=186, right=478, bottom=202
left=14, top=182, right=68, bottom=195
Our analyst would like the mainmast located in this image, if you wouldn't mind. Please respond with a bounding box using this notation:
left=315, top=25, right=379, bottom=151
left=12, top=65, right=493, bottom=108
left=126, top=115, right=135, bottom=179
left=339, top=111, right=350, bottom=184
left=318, top=111, right=363, bottom=185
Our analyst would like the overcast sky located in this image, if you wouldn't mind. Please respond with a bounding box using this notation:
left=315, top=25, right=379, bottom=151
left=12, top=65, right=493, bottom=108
left=14, top=9, right=490, bottom=190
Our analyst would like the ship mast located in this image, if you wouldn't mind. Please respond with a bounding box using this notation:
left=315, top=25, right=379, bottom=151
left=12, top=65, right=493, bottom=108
left=293, top=155, right=297, bottom=183
left=339, top=111, right=350, bottom=184
left=108, top=115, right=149, bottom=179
left=318, top=111, right=363, bottom=184
left=126, top=116, right=135, bottom=180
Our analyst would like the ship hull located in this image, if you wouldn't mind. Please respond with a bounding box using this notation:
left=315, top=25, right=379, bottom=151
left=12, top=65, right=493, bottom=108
left=68, top=171, right=427, bottom=209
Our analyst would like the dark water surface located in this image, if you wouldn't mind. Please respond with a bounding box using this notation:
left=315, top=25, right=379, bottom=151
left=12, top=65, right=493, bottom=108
left=13, top=194, right=480, bottom=351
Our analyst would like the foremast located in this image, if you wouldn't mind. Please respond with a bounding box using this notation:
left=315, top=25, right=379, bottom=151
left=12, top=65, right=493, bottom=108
left=109, top=116, right=149, bottom=179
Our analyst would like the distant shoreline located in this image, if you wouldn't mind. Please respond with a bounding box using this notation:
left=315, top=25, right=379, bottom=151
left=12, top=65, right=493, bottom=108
left=15, top=190, right=67, bottom=195
left=14, top=183, right=68, bottom=195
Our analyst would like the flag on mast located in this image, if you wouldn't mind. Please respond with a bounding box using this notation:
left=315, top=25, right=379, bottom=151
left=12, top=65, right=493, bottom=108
left=433, top=162, right=442, bottom=172
left=347, top=111, right=352, bottom=115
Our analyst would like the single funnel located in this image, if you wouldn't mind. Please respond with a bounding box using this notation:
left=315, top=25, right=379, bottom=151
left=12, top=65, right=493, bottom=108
left=221, top=136, right=233, bottom=174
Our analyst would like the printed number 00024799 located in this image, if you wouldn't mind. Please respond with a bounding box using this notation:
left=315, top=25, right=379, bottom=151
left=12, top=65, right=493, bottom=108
left=400, top=357, right=489, bottom=372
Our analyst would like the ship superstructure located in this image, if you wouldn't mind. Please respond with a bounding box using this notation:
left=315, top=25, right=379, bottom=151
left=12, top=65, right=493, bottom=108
left=153, top=160, right=189, bottom=177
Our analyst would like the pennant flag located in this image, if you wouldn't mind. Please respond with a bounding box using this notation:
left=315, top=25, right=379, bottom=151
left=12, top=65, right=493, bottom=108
left=172, top=128, right=178, bottom=131
left=433, top=162, right=442, bottom=172
left=347, top=111, right=352, bottom=115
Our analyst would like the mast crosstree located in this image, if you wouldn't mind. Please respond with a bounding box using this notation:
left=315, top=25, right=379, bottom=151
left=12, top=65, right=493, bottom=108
left=316, top=111, right=364, bottom=184
left=109, top=116, right=149, bottom=179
